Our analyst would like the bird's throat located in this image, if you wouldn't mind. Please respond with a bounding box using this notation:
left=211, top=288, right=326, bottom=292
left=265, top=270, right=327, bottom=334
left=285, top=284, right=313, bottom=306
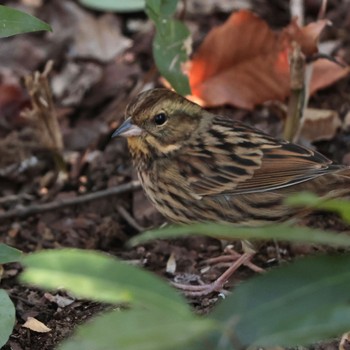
left=127, top=136, right=180, bottom=170
left=127, top=137, right=151, bottom=164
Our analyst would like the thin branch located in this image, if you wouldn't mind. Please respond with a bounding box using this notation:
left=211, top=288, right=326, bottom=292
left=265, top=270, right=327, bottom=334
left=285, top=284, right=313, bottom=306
left=0, top=181, right=141, bottom=222
left=116, top=204, right=145, bottom=232
left=317, top=0, right=328, bottom=20
left=0, top=193, right=35, bottom=205
left=284, top=42, right=306, bottom=141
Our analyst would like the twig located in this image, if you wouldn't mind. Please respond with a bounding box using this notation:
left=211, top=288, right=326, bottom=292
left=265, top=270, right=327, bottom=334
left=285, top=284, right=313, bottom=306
left=283, top=42, right=306, bottom=142
left=23, top=60, right=66, bottom=173
left=317, top=0, right=328, bottom=20
left=290, top=0, right=304, bottom=26
left=24, top=61, right=63, bottom=152
left=116, top=205, right=145, bottom=232
left=0, top=193, right=35, bottom=205
left=0, top=181, right=141, bottom=222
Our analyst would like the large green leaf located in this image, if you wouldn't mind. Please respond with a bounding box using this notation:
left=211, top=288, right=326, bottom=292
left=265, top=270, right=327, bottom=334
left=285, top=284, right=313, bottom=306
left=287, top=192, right=350, bottom=223
left=209, top=254, right=350, bottom=348
left=0, top=243, right=22, bottom=264
left=0, top=5, right=51, bottom=38
left=0, top=289, right=15, bottom=348
left=60, top=308, right=216, bottom=350
left=79, top=0, right=145, bottom=12
left=129, top=222, right=350, bottom=248
left=21, top=249, right=189, bottom=316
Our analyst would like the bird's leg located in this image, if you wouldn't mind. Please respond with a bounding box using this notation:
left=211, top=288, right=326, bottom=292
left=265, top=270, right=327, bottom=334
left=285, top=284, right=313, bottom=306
left=205, top=246, right=264, bottom=273
left=171, top=252, right=257, bottom=296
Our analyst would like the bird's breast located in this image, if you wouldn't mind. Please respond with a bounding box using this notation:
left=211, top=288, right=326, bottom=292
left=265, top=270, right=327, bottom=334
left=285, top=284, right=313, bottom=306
left=137, top=166, right=199, bottom=223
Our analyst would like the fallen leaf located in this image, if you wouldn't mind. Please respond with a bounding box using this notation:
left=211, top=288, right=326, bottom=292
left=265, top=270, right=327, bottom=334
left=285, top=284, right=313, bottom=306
left=0, top=83, right=28, bottom=127
left=22, top=0, right=43, bottom=6
left=189, top=10, right=290, bottom=109
left=188, top=10, right=350, bottom=109
left=298, top=108, right=341, bottom=142
left=166, top=252, right=177, bottom=275
left=310, top=58, right=350, bottom=95
left=44, top=292, right=75, bottom=308
left=51, top=62, right=103, bottom=107
left=343, top=153, right=350, bottom=166
left=185, top=0, right=250, bottom=16
left=22, top=317, right=51, bottom=333
left=282, top=18, right=330, bottom=56
left=342, top=111, right=350, bottom=131
left=73, top=10, right=132, bottom=62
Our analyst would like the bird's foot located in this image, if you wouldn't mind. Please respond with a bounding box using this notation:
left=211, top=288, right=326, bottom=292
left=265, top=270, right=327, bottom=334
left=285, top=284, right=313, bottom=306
left=171, top=252, right=259, bottom=296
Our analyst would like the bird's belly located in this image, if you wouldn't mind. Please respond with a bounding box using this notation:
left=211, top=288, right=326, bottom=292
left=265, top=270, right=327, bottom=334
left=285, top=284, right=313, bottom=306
left=138, top=170, right=201, bottom=223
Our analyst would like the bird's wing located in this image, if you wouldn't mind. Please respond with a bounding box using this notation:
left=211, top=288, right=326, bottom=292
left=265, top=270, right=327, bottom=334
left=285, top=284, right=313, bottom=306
left=176, top=117, right=340, bottom=197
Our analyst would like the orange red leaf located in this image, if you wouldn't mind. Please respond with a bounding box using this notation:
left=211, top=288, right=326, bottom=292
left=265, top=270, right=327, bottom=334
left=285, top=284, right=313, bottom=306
left=188, top=10, right=349, bottom=109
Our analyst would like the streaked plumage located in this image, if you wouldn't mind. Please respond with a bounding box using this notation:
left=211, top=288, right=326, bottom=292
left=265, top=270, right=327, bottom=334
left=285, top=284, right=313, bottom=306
left=113, top=88, right=350, bottom=226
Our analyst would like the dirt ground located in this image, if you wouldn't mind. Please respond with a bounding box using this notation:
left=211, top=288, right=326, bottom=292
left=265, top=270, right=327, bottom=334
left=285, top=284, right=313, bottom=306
left=1, top=0, right=350, bottom=349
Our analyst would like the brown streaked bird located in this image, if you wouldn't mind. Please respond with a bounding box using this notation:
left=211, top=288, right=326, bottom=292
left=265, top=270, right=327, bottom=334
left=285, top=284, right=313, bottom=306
left=112, top=88, right=350, bottom=294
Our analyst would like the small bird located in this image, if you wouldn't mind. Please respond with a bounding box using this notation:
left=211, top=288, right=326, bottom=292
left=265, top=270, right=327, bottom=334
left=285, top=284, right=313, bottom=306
left=112, top=88, right=350, bottom=294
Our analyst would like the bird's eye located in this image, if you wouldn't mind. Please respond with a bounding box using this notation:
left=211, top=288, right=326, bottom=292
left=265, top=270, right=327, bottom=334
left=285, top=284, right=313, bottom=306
left=153, top=113, right=167, bottom=126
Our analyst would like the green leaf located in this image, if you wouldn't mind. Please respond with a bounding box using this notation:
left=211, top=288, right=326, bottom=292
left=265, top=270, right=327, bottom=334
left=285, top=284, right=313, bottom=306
left=145, top=0, right=191, bottom=95
left=287, top=192, right=350, bottom=223
left=145, top=0, right=178, bottom=23
left=0, top=5, right=51, bottom=38
left=60, top=308, right=216, bottom=350
left=0, top=244, right=22, bottom=264
left=0, top=289, right=16, bottom=348
left=129, top=222, right=350, bottom=248
left=153, top=19, right=191, bottom=95
left=78, top=0, right=145, bottom=12
left=249, top=305, right=350, bottom=347
left=210, top=255, right=350, bottom=348
left=20, top=249, right=189, bottom=316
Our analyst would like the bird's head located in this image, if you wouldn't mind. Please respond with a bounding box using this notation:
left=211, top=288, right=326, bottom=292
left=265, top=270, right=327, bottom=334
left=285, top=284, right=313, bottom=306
left=112, top=89, right=206, bottom=159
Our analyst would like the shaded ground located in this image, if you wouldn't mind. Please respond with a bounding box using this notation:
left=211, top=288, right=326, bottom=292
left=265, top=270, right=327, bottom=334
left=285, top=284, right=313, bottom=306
left=1, top=0, right=350, bottom=349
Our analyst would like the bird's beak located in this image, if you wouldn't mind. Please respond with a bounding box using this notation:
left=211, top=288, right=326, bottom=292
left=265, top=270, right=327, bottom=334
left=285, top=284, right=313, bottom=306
left=111, top=117, right=143, bottom=138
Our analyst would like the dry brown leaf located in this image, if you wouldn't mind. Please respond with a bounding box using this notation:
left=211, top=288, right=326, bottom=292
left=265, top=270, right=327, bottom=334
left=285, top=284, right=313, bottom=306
left=343, top=111, right=350, bottom=131
left=51, top=62, right=103, bottom=107
left=189, top=10, right=349, bottom=109
left=44, top=292, right=75, bottom=308
left=282, top=18, right=330, bottom=56
left=189, top=10, right=290, bottom=109
left=298, top=108, right=341, bottom=142
left=22, top=317, right=51, bottom=333
left=0, top=83, right=27, bottom=127
left=310, top=58, right=350, bottom=95
left=22, top=0, right=43, bottom=6
left=73, top=9, right=132, bottom=62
